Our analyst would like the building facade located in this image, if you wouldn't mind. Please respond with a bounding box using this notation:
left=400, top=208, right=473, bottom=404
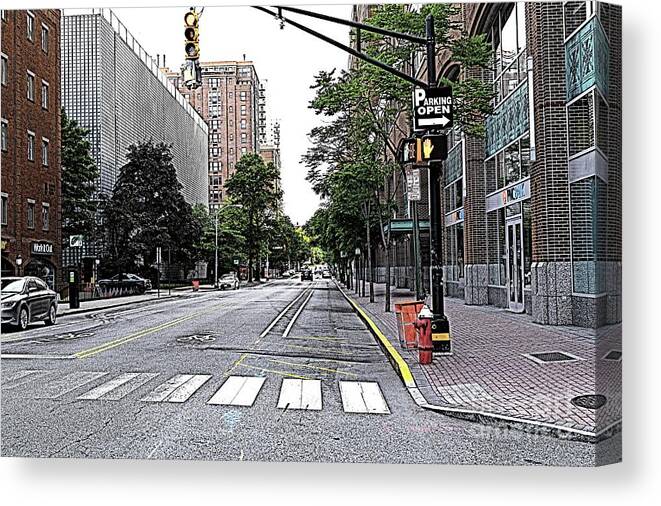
left=1, top=9, right=62, bottom=289
left=166, top=61, right=265, bottom=211
left=377, top=1, right=621, bottom=328
left=61, top=9, right=209, bottom=208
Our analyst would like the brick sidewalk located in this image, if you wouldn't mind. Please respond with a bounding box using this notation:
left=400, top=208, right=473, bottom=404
left=344, top=282, right=621, bottom=435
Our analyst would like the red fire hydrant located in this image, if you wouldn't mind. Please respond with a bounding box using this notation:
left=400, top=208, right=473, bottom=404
left=414, top=305, right=434, bottom=364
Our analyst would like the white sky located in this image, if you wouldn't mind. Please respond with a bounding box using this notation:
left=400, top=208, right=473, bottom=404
left=63, top=2, right=352, bottom=226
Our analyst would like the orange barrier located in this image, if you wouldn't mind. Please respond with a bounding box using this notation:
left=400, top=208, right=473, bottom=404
left=394, top=300, right=425, bottom=349
left=192, top=279, right=200, bottom=291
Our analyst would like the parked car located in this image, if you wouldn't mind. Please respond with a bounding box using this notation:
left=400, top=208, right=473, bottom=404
left=322, top=270, right=331, bottom=279
left=301, top=269, right=313, bottom=281
left=97, top=273, right=152, bottom=294
left=1, top=276, right=58, bottom=330
left=218, top=273, right=239, bottom=290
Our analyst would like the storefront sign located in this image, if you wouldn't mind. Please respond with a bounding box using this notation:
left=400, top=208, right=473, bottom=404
left=31, top=241, right=53, bottom=256
left=486, top=179, right=531, bottom=212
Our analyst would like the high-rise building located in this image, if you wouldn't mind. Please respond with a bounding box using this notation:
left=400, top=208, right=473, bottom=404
left=1, top=9, right=62, bottom=289
left=61, top=9, right=209, bottom=208
left=165, top=61, right=264, bottom=211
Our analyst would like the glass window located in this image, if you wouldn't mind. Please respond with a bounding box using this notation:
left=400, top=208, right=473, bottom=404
left=41, top=138, right=49, bottom=166
left=27, top=201, right=35, bottom=229
left=41, top=81, right=49, bottom=109
left=42, top=204, right=49, bottom=230
left=27, top=132, right=35, bottom=161
left=27, top=72, right=35, bottom=101
left=27, top=12, right=35, bottom=41
left=516, top=2, right=527, bottom=51
left=487, top=209, right=507, bottom=286
left=240, top=91, right=247, bottom=101
left=504, top=142, right=520, bottom=186
left=1, top=120, right=7, bottom=151
left=1, top=55, right=7, bottom=86
left=41, top=24, right=49, bottom=52
left=1, top=194, right=7, bottom=225
left=1, top=10, right=7, bottom=22
left=501, top=8, right=517, bottom=70
left=241, top=105, right=247, bottom=116
left=240, top=119, right=247, bottom=129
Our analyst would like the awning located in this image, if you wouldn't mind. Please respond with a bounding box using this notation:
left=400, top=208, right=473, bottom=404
left=383, top=219, right=430, bottom=235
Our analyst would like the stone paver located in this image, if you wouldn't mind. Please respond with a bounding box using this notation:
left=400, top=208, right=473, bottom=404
left=344, top=281, right=621, bottom=434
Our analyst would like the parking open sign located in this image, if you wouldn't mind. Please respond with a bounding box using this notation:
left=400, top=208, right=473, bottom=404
left=412, top=86, right=453, bottom=131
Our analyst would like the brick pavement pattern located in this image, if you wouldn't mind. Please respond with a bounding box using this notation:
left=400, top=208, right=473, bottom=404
left=345, top=282, right=621, bottom=434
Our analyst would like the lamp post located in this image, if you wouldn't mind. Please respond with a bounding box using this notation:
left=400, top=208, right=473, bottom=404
left=214, top=203, right=242, bottom=289
left=94, top=258, right=100, bottom=285
left=16, top=255, right=23, bottom=277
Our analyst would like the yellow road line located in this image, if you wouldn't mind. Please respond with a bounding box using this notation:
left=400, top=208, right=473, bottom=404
left=282, top=343, right=354, bottom=356
left=224, top=353, right=249, bottom=377
left=287, top=336, right=348, bottom=342
left=237, top=363, right=311, bottom=380
left=266, top=358, right=358, bottom=377
left=74, top=303, right=224, bottom=359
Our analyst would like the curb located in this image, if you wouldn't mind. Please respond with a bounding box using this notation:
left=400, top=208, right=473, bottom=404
left=59, top=294, right=179, bottom=317
left=335, top=281, right=620, bottom=444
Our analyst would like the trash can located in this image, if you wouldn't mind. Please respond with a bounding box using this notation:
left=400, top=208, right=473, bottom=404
left=394, top=300, right=425, bottom=349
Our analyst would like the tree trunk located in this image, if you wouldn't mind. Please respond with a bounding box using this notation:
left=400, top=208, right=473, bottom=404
left=248, top=257, right=253, bottom=283
left=385, top=242, right=391, bottom=312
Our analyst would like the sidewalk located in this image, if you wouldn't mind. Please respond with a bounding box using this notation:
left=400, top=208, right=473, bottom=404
left=57, top=291, right=181, bottom=316
left=341, top=281, right=621, bottom=439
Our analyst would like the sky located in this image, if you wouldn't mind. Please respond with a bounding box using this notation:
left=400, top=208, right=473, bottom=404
left=92, top=3, right=353, bottom=226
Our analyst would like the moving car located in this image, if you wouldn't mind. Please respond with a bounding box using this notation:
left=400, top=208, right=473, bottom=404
left=301, top=269, right=313, bottom=281
left=97, top=273, right=152, bottom=294
left=322, top=270, right=331, bottom=279
left=218, top=273, right=239, bottom=290
left=1, top=276, right=58, bottom=330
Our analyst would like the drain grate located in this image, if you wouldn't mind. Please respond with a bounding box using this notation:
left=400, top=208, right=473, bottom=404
left=571, top=394, right=607, bottom=410
left=603, top=350, right=622, bottom=361
left=524, top=351, right=581, bottom=364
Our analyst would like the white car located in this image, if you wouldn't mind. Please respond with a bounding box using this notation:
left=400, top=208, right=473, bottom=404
left=218, top=273, right=239, bottom=290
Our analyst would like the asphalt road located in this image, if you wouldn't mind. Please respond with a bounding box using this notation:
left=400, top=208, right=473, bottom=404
left=1, top=278, right=615, bottom=464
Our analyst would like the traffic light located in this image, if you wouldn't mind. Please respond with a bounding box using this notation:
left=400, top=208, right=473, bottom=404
left=184, top=9, right=200, bottom=60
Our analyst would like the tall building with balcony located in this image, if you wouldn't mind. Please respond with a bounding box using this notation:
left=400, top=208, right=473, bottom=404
left=165, top=61, right=263, bottom=211
left=370, top=1, right=621, bottom=328
left=1, top=9, right=62, bottom=289
left=61, top=9, right=209, bottom=207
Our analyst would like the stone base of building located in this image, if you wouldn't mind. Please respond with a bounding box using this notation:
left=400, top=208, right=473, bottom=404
left=464, top=264, right=488, bottom=305
left=445, top=280, right=465, bottom=299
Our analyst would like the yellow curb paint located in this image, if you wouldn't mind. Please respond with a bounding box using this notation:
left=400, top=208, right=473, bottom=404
left=336, top=285, right=416, bottom=389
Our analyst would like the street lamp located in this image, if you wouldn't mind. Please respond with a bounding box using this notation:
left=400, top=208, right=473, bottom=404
left=94, top=258, right=100, bottom=285
left=214, top=203, right=242, bottom=289
left=16, top=255, right=22, bottom=276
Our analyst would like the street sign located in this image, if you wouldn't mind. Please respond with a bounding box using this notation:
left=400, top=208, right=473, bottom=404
left=69, top=235, right=83, bottom=247
left=412, top=86, right=453, bottom=131
left=406, top=167, right=421, bottom=201
left=156, top=247, right=162, bottom=265
left=233, top=259, right=240, bottom=265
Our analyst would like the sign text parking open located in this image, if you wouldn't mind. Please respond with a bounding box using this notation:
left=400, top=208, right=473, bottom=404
left=413, top=86, right=453, bottom=131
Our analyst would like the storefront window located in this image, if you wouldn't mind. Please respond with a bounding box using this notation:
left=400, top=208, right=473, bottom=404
left=488, top=135, right=531, bottom=192
left=491, top=4, right=528, bottom=107
left=446, top=223, right=464, bottom=282
left=487, top=208, right=507, bottom=286
left=523, top=200, right=532, bottom=287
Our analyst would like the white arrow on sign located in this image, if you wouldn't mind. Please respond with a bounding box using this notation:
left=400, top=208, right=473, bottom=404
left=418, top=116, right=450, bottom=128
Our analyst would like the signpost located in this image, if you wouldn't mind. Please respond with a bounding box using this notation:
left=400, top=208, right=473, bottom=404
left=156, top=247, right=162, bottom=298
left=412, top=86, right=453, bottom=131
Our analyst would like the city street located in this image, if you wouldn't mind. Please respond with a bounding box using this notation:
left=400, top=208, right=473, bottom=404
left=1, top=278, right=611, bottom=465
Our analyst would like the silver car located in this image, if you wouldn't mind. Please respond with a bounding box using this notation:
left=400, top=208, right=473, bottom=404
left=1, top=276, right=58, bottom=330
left=218, top=273, right=239, bottom=290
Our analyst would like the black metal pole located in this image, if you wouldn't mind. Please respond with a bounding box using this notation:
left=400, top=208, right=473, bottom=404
left=425, top=15, right=451, bottom=353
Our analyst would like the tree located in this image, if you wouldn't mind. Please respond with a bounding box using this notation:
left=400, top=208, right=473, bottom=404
left=225, top=153, right=282, bottom=281
left=61, top=109, right=99, bottom=242
left=304, top=4, right=493, bottom=310
left=101, top=140, right=201, bottom=279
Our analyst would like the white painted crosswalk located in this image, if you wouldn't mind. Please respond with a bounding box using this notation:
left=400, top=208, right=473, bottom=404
left=2, top=369, right=391, bottom=415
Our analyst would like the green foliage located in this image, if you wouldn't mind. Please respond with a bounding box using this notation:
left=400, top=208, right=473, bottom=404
left=101, top=140, right=201, bottom=276
left=61, top=109, right=99, bottom=241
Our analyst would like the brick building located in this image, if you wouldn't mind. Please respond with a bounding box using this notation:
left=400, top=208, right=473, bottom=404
left=372, top=1, right=621, bottom=328
left=1, top=9, right=62, bottom=289
left=165, top=61, right=266, bottom=211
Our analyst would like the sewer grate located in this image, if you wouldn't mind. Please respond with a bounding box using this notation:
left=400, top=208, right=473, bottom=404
left=571, top=394, right=607, bottom=410
left=524, top=351, right=581, bottom=364
left=603, top=350, right=622, bottom=361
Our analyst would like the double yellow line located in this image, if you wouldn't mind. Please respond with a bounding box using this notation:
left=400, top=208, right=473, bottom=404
left=75, top=303, right=223, bottom=359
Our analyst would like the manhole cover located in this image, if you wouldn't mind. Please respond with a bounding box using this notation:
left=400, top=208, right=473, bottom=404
left=571, top=394, right=607, bottom=410
left=525, top=351, right=580, bottom=364
left=603, top=350, right=622, bottom=361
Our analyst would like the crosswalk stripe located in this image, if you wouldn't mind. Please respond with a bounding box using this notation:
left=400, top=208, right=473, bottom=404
left=34, top=371, right=108, bottom=399
left=1, top=369, right=52, bottom=389
left=76, top=372, right=158, bottom=400
left=339, top=381, right=390, bottom=414
left=208, top=376, right=266, bottom=406
left=141, top=374, right=210, bottom=403
left=277, top=378, right=322, bottom=410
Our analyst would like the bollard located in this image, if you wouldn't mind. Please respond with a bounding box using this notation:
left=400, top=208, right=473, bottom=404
left=414, top=305, right=433, bottom=364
